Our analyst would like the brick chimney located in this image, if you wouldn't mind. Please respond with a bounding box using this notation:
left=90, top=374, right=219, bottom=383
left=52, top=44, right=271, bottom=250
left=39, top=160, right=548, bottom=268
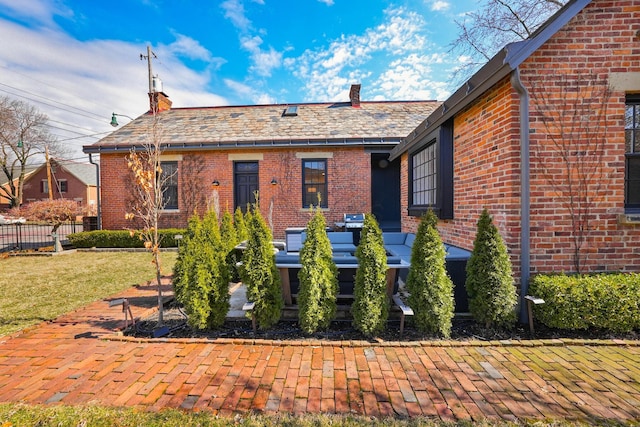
left=149, top=91, right=172, bottom=113
left=349, top=84, right=361, bottom=108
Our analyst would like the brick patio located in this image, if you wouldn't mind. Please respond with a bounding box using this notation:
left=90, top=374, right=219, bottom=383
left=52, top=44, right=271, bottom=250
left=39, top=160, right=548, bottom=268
left=1, top=281, right=639, bottom=422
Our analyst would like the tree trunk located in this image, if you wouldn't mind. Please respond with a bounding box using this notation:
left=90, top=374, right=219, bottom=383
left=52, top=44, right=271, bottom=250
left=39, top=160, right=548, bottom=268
left=154, top=250, right=164, bottom=325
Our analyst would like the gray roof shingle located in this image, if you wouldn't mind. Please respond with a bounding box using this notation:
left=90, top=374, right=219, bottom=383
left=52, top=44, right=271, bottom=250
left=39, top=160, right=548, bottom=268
left=84, top=100, right=440, bottom=153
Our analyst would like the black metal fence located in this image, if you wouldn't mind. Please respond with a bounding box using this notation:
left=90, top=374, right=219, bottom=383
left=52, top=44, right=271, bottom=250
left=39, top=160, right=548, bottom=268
left=0, top=222, right=84, bottom=252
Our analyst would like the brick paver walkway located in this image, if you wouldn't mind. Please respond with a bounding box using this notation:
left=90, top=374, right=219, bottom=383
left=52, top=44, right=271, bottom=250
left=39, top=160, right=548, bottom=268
left=1, top=282, right=639, bottom=423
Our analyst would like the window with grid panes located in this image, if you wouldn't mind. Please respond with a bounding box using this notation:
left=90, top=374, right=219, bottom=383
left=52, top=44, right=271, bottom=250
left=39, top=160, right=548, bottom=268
left=626, top=94, right=640, bottom=210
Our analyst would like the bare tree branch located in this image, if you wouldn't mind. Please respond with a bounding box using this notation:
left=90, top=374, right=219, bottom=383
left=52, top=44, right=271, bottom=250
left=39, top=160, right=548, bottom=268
left=449, top=0, right=566, bottom=84
left=125, top=110, right=172, bottom=325
left=0, top=96, right=61, bottom=207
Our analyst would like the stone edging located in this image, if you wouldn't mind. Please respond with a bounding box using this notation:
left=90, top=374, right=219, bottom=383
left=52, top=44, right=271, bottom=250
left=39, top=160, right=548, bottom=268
left=103, top=334, right=640, bottom=348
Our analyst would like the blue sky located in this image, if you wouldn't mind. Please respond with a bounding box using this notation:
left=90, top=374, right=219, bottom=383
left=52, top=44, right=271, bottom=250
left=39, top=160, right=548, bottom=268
left=0, top=0, right=479, bottom=159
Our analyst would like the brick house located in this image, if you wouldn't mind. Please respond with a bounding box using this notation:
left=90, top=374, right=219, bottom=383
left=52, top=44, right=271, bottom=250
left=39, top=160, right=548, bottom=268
left=390, top=0, right=640, bottom=316
left=1, top=159, right=97, bottom=212
left=84, top=85, right=439, bottom=238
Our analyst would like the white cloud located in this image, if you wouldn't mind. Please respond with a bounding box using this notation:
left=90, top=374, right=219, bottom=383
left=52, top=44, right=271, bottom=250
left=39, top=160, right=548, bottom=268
left=166, top=32, right=216, bottom=63
left=375, top=53, right=450, bottom=100
left=0, top=0, right=72, bottom=27
left=221, top=0, right=251, bottom=32
left=318, top=0, right=334, bottom=5
left=0, top=16, right=227, bottom=158
left=222, top=1, right=283, bottom=79
left=287, top=7, right=435, bottom=102
left=224, top=79, right=276, bottom=104
left=430, top=1, right=450, bottom=12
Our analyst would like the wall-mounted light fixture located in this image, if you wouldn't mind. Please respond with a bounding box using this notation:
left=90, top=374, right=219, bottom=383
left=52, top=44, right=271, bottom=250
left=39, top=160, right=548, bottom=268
left=270, top=178, right=278, bottom=185
left=212, top=180, right=220, bottom=186
left=110, top=113, right=135, bottom=127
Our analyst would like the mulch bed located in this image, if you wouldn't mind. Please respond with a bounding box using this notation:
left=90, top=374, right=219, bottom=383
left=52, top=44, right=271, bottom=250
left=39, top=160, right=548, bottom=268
left=125, top=300, right=639, bottom=343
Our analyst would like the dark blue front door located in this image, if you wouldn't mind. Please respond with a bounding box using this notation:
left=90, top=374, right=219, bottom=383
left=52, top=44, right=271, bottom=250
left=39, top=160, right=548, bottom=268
left=234, top=161, right=259, bottom=212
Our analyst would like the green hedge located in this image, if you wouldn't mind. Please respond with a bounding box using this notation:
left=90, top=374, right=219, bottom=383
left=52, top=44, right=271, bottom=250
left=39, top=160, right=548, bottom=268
left=529, top=273, right=640, bottom=332
left=67, top=229, right=186, bottom=248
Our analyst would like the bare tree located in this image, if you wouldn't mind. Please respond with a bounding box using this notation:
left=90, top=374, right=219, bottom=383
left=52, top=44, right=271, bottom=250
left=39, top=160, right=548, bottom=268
left=0, top=96, right=62, bottom=208
left=449, top=0, right=566, bottom=82
left=530, top=72, right=612, bottom=273
left=125, top=111, right=172, bottom=325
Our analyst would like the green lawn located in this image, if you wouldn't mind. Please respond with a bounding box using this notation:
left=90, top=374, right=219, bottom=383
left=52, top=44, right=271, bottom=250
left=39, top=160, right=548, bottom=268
left=0, top=251, right=177, bottom=337
left=0, top=403, right=601, bottom=427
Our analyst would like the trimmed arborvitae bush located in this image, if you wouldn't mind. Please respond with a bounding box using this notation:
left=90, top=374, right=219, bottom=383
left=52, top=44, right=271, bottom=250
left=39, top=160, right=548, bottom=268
left=220, top=210, right=238, bottom=251
left=234, top=206, right=249, bottom=243
left=297, top=207, right=338, bottom=334
left=173, top=213, right=211, bottom=329
left=465, top=208, right=517, bottom=329
left=241, top=205, right=283, bottom=329
left=172, top=213, right=200, bottom=304
left=201, top=209, right=231, bottom=329
left=406, top=210, right=454, bottom=337
left=221, top=210, right=240, bottom=282
left=352, top=214, right=389, bottom=337
left=173, top=210, right=230, bottom=330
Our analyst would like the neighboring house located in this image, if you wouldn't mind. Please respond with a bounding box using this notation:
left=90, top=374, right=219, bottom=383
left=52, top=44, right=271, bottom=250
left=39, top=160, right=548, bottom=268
left=390, top=0, right=640, bottom=311
left=0, top=164, right=38, bottom=209
left=83, top=85, right=439, bottom=237
left=2, top=159, right=98, bottom=212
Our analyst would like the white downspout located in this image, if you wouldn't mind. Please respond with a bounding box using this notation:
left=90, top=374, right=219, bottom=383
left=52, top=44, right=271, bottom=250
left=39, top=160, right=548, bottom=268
left=510, top=68, right=531, bottom=323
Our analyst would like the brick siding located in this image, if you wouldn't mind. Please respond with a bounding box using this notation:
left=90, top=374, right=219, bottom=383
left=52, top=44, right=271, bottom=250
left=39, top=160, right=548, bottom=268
left=100, top=148, right=372, bottom=240
left=400, top=0, right=640, bottom=281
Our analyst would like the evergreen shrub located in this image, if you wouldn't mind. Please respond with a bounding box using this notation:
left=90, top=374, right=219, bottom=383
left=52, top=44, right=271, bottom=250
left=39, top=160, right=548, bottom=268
left=352, top=214, right=389, bottom=337
left=220, top=210, right=240, bottom=282
left=297, top=207, right=338, bottom=334
left=172, top=210, right=230, bottom=330
left=172, top=215, right=199, bottom=304
left=465, top=208, right=517, bottom=329
left=173, top=214, right=210, bottom=329
left=241, top=205, right=283, bottom=329
left=68, top=229, right=185, bottom=248
left=201, top=210, right=231, bottom=329
left=234, top=207, right=249, bottom=242
left=529, top=273, right=640, bottom=332
left=406, top=210, right=454, bottom=337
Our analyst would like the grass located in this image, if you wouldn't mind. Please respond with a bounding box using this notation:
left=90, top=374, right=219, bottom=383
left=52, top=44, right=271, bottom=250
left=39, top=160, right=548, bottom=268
left=0, top=251, right=177, bottom=337
left=1, top=404, right=616, bottom=427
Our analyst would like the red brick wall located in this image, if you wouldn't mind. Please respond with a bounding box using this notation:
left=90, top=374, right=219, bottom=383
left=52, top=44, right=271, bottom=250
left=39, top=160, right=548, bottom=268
left=100, top=147, right=372, bottom=239
left=401, top=77, right=523, bottom=280
left=521, top=0, right=640, bottom=274
left=400, top=0, right=640, bottom=280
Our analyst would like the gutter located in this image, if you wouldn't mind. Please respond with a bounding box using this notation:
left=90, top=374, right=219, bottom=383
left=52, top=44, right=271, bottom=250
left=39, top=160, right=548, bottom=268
left=510, top=68, right=531, bottom=323
left=83, top=137, right=404, bottom=154
left=88, top=153, right=101, bottom=230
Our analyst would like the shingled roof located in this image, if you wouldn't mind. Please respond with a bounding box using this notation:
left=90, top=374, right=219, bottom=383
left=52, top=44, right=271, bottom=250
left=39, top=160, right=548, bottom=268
left=84, top=100, right=440, bottom=154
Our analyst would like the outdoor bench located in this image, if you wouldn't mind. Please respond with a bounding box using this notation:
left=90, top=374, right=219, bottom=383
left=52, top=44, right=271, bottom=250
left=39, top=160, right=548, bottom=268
left=297, top=231, right=357, bottom=253
left=391, top=294, right=414, bottom=336
left=274, top=253, right=409, bottom=306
